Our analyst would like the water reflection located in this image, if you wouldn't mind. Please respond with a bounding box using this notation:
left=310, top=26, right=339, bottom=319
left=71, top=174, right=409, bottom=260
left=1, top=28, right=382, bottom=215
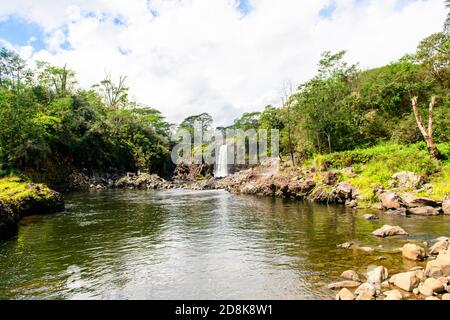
left=0, top=189, right=449, bottom=299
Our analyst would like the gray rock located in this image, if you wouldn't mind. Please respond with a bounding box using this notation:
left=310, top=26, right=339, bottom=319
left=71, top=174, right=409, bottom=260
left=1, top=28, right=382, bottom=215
left=335, top=288, right=355, bottom=300
left=402, top=194, right=440, bottom=208
left=327, top=280, right=361, bottom=290
left=372, top=225, right=408, bottom=238
left=409, top=206, right=441, bottom=216
left=443, top=196, right=450, bottom=215
left=341, top=270, right=360, bottom=282
left=363, top=214, right=378, bottom=220
left=379, top=192, right=403, bottom=209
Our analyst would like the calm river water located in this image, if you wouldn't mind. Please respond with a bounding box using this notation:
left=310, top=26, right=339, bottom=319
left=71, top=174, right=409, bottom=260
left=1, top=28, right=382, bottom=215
left=0, top=189, right=449, bottom=299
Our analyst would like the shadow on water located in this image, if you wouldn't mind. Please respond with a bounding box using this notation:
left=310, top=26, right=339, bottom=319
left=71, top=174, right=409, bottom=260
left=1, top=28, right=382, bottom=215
left=0, top=189, right=449, bottom=299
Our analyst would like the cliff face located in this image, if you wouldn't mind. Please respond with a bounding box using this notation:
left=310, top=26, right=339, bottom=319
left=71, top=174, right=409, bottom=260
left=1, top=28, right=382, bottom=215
left=0, top=177, right=64, bottom=239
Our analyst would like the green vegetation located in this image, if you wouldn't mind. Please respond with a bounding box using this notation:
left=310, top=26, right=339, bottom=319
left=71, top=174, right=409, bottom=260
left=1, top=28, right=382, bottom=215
left=0, top=50, right=172, bottom=185
left=303, top=142, right=450, bottom=202
left=0, top=176, right=55, bottom=205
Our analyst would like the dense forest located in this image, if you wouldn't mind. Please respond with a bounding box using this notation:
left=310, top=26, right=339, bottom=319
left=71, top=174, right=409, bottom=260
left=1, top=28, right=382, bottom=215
left=0, top=53, right=172, bottom=180
left=0, top=4, right=448, bottom=185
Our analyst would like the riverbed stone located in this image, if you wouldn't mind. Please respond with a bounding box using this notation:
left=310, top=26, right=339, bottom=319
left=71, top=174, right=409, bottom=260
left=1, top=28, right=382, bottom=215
left=335, top=288, right=355, bottom=300
left=385, top=208, right=407, bottom=216
left=425, top=249, right=450, bottom=277
left=366, top=266, right=388, bottom=292
left=409, top=206, right=441, bottom=216
left=443, top=196, right=450, bottom=215
left=363, top=214, right=378, bottom=220
left=442, top=293, right=450, bottom=300
left=327, top=280, right=361, bottom=290
left=341, top=270, right=360, bottom=282
left=425, top=296, right=440, bottom=300
left=355, top=282, right=376, bottom=300
left=379, top=192, right=403, bottom=209
left=402, top=243, right=426, bottom=261
left=429, top=238, right=449, bottom=255
left=402, top=194, right=440, bottom=208
left=419, top=278, right=446, bottom=296
left=372, top=225, right=408, bottom=237
left=389, top=271, right=420, bottom=292
left=383, top=289, right=403, bottom=300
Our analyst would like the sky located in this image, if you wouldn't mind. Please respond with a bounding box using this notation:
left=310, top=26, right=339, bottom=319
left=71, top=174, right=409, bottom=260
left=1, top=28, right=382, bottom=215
left=0, top=0, right=446, bottom=126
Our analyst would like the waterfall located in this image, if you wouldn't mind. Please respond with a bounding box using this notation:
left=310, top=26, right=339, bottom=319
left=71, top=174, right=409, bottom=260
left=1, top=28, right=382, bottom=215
left=215, top=145, right=228, bottom=178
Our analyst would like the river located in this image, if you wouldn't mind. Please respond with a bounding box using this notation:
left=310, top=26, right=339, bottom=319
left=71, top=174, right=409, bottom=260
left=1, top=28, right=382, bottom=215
left=0, top=189, right=449, bottom=299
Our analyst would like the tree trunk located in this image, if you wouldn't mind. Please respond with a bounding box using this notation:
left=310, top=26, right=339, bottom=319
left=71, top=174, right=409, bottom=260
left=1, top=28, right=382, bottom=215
left=411, top=96, right=439, bottom=159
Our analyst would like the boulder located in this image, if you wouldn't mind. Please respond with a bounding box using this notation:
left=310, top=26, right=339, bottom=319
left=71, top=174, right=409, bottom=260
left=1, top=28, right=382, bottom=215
left=363, top=214, right=378, bottom=220
left=383, top=289, right=403, bottom=300
left=366, top=266, right=389, bottom=292
left=408, top=206, right=441, bottom=216
left=391, top=172, right=423, bottom=189
left=419, top=278, right=446, bottom=296
left=335, top=182, right=355, bottom=200
left=287, top=179, right=316, bottom=198
left=341, top=270, right=360, bottom=282
left=402, top=194, right=440, bottom=208
left=429, top=238, right=449, bottom=255
left=323, top=171, right=339, bottom=186
left=389, top=271, right=420, bottom=292
left=385, top=208, right=407, bottom=216
left=442, top=293, right=450, bottom=300
left=379, top=192, right=403, bottom=209
left=355, top=283, right=376, bottom=300
left=335, top=288, right=355, bottom=300
left=425, top=250, right=450, bottom=277
left=327, top=280, right=361, bottom=290
left=443, top=196, right=450, bottom=215
left=372, top=225, right=408, bottom=238
left=402, top=243, right=426, bottom=261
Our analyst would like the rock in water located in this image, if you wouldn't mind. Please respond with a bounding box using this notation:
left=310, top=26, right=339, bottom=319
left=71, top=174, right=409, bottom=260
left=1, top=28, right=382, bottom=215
left=327, top=281, right=361, bottom=290
left=425, top=249, right=450, bottom=277
left=402, top=243, right=426, bottom=261
left=442, top=293, right=450, bottom=300
left=383, top=289, right=403, bottom=300
left=366, top=266, right=388, bottom=292
left=341, top=270, right=360, bottom=282
left=379, top=192, right=403, bottom=209
left=428, top=238, right=449, bottom=255
left=443, top=196, right=450, bottom=215
left=335, top=288, right=355, bottom=300
left=389, top=271, right=420, bottom=292
left=372, top=225, right=408, bottom=237
left=402, top=194, right=440, bottom=208
left=419, top=278, right=446, bottom=296
left=408, top=206, right=441, bottom=216
left=355, top=283, right=376, bottom=300
left=363, top=214, right=378, bottom=220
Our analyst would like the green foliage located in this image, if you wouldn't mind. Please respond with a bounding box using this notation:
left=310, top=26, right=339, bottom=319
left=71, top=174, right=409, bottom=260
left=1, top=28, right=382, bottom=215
left=0, top=50, right=171, bottom=177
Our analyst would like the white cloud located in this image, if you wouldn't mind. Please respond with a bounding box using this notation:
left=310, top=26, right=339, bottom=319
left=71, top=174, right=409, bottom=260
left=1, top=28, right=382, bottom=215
left=0, top=0, right=446, bottom=125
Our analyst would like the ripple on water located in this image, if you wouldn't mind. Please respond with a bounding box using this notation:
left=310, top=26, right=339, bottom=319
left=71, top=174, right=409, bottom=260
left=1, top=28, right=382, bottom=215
left=0, top=189, right=449, bottom=299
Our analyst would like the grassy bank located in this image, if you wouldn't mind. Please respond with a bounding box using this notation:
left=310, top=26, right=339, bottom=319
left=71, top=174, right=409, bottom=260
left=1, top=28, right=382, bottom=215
left=303, top=142, right=450, bottom=204
left=0, top=176, right=64, bottom=239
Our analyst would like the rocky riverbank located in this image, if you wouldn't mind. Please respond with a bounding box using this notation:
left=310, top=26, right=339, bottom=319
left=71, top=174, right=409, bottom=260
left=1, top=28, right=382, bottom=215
left=0, top=176, right=64, bottom=239
left=332, top=233, right=450, bottom=300
left=71, top=161, right=449, bottom=218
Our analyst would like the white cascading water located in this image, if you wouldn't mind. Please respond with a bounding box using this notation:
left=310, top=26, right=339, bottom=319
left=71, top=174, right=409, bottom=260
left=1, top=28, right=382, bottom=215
left=215, top=145, right=228, bottom=178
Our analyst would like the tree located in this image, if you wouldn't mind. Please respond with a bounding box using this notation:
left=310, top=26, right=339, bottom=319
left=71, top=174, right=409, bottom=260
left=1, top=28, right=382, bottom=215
left=411, top=96, right=439, bottom=159
left=35, top=62, right=77, bottom=97
left=93, top=73, right=129, bottom=109
left=0, top=48, right=31, bottom=90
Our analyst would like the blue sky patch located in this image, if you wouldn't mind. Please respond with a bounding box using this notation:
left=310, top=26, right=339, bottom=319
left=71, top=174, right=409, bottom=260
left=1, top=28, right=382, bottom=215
left=236, top=0, right=252, bottom=16
left=319, top=1, right=337, bottom=19
left=0, top=17, right=45, bottom=51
